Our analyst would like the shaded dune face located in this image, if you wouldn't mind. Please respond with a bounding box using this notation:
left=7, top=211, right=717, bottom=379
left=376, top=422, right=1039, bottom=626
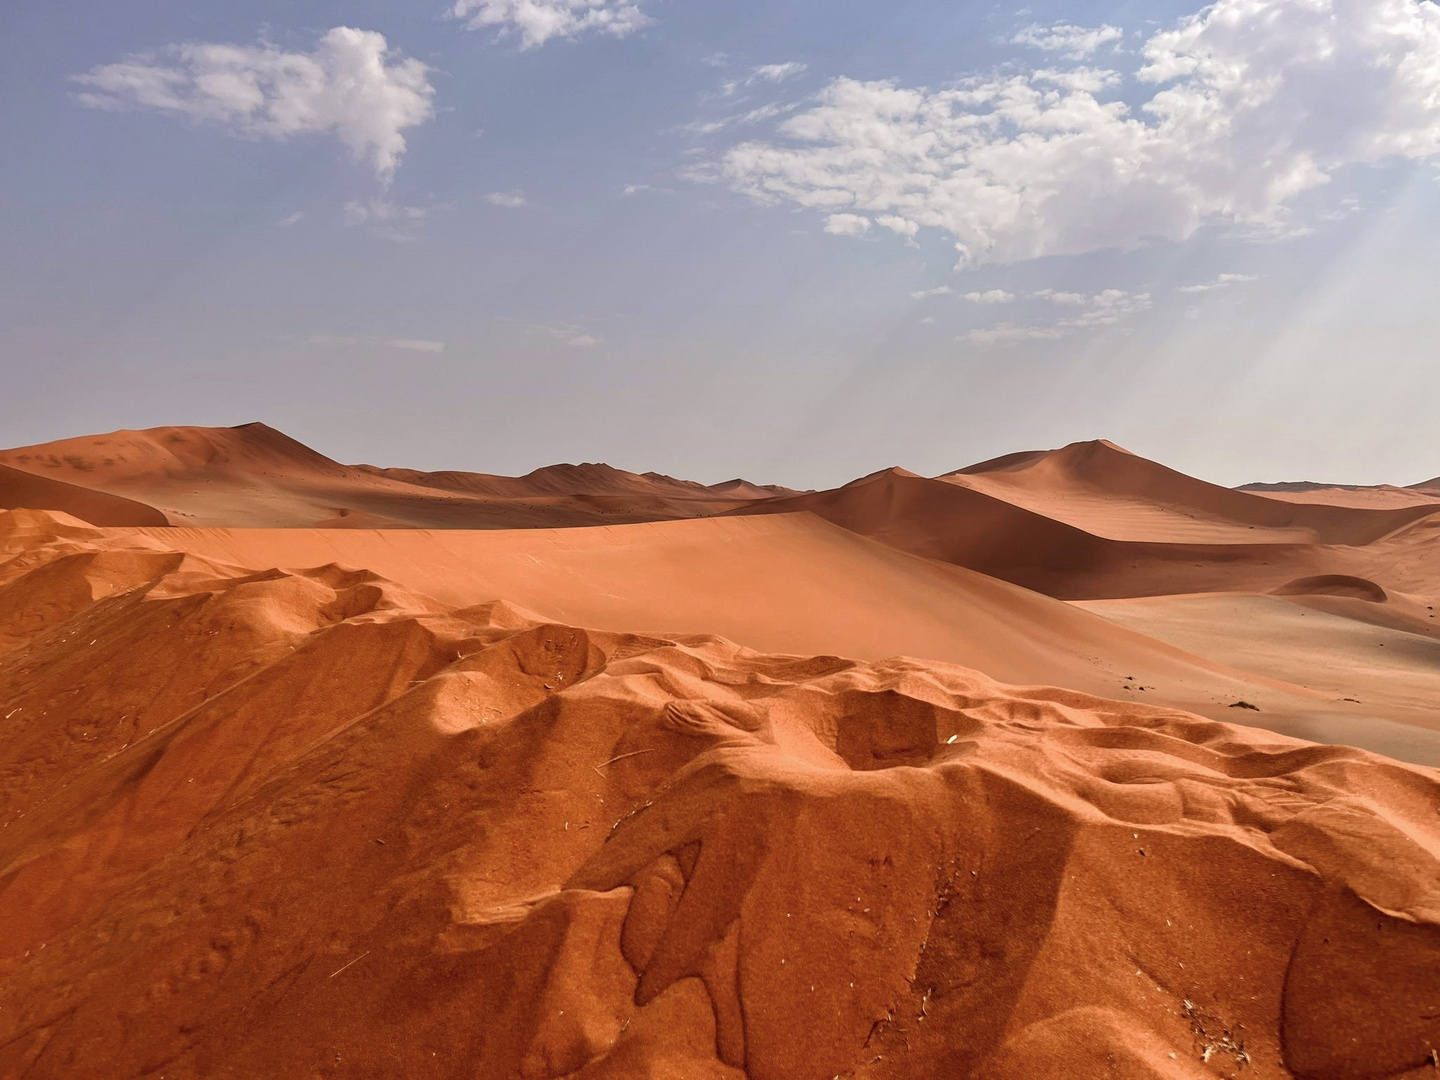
left=1, top=511, right=1436, bottom=1080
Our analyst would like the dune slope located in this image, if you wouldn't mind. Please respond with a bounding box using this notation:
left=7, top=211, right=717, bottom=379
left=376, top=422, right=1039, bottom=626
left=1, top=510, right=1437, bottom=1080
left=730, top=443, right=1440, bottom=602
left=0, top=424, right=787, bottom=529
left=0, top=464, right=167, bottom=527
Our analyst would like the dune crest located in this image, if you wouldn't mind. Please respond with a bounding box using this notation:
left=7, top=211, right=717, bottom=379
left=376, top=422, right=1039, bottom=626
left=0, top=424, right=793, bottom=529
left=0, top=510, right=1436, bottom=1080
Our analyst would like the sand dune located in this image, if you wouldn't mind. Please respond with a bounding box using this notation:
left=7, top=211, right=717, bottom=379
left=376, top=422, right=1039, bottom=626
left=0, top=463, right=166, bottom=527
left=0, top=424, right=787, bottom=530
left=730, top=441, right=1440, bottom=601
left=48, top=509, right=1440, bottom=764
left=5, top=427, right=1440, bottom=1080
left=1240, top=481, right=1440, bottom=510
left=2, top=510, right=1437, bottom=1080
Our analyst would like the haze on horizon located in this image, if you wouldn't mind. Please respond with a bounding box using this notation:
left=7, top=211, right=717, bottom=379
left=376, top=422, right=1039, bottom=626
left=4, top=0, right=1440, bottom=489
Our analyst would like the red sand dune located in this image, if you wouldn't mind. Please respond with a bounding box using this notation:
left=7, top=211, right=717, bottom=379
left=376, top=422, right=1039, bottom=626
left=1, top=510, right=1437, bottom=1080
left=728, top=441, right=1440, bottom=600
left=5, top=426, right=1440, bottom=1080
left=0, top=463, right=166, bottom=527
left=0, top=424, right=792, bottom=530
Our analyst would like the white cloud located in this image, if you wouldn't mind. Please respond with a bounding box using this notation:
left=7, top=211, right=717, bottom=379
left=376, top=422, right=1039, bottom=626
left=967, top=289, right=1151, bottom=345
left=716, top=0, right=1440, bottom=266
left=962, top=289, right=1016, bottom=304
left=485, top=190, right=527, bottom=207
left=387, top=338, right=447, bottom=353
left=74, top=27, right=435, bottom=181
left=1033, top=289, right=1088, bottom=305
left=876, top=215, right=919, bottom=236
left=911, top=285, right=953, bottom=300
left=750, top=62, right=808, bottom=84
left=1177, top=272, right=1260, bottom=293
left=967, top=323, right=1067, bottom=346
left=823, top=212, right=872, bottom=236
left=279, top=211, right=305, bottom=227
left=343, top=198, right=429, bottom=241
left=721, top=61, right=809, bottom=97
left=451, top=0, right=651, bottom=49
left=526, top=323, right=600, bottom=347
left=1012, top=22, right=1124, bottom=60
left=685, top=102, right=791, bottom=135
left=1032, top=66, right=1123, bottom=93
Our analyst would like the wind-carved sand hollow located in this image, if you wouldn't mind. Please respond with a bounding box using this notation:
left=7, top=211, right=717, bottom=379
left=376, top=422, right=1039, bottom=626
left=0, top=509, right=1437, bottom=1080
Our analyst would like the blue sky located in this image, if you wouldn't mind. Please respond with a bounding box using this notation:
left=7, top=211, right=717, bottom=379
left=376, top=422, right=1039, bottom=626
left=3, top=0, right=1440, bottom=487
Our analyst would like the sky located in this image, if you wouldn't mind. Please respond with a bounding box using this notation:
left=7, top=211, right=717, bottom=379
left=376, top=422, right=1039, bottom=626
left=3, top=0, right=1440, bottom=489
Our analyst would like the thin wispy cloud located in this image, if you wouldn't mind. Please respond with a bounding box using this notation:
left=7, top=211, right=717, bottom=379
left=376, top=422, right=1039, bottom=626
left=720, top=61, right=809, bottom=97
left=1011, top=22, right=1123, bottom=60
left=73, top=28, right=435, bottom=181
left=485, top=191, right=527, bottom=207
left=387, top=338, right=446, bottom=353
left=308, top=334, right=446, bottom=353
left=714, top=0, right=1440, bottom=266
left=911, top=285, right=953, bottom=300
left=1178, top=273, right=1260, bottom=294
left=967, top=289, right=1152, bottom=345
left=1032, top=289, right=1088, bottom=305
left=451, top=0, right=651, bottom=49
left=343, top=199, right=429, bottom=241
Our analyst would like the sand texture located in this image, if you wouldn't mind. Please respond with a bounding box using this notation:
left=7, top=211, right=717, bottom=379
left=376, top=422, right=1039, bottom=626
left=1, top=508, right=1438, bottom=1080
left=2, top=425, right=1440, bottom=1079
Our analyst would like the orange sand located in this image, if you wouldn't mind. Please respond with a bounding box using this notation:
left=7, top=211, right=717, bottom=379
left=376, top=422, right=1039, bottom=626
left=2, top=426, right=1439, bottom=1079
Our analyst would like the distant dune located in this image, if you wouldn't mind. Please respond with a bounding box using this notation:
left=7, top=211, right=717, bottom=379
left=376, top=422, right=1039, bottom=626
left=2, top=428, right=1439, bottom=1079
left=0, top=423, right=793, bottom=529
left=725, top=441, right=1439, bottom=600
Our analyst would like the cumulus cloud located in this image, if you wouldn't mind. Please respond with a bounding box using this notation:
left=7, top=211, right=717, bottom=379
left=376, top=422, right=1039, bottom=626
left=716, top=0, right=1440, bottom=266
left=1012, top=22, right=1124, bottom=60
left=451, top=0, right=650, bottom=49
left=73, top=27, right=435, bottom=181
left=967, top=289, right=1151, bottom=345
left=911, top=285, right=953, bottom=300
left=823, top=213, right=872, bottom=236
left=485, top=190, right=527, bottom=207
left=962, top=289, right=1016, bottom=304
left=1177, top=272, right=1260, bottom=293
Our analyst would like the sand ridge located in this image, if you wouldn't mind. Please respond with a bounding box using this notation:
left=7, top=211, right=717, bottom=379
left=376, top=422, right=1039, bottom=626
left=1, top=509, right=1437, bottom=1079
left=0, top=424, right=794, bottom=530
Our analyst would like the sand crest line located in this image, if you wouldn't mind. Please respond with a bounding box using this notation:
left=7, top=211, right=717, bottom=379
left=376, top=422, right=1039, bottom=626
left=328, top=951, right=370, bottom=979
left=593, top=748, right=656, bottom=774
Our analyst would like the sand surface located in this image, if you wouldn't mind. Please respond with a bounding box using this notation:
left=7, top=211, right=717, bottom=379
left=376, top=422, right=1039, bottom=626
left=1, top=509, right=1438, bottom=1080
left=3, top=426, right=1440, bottom=1079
